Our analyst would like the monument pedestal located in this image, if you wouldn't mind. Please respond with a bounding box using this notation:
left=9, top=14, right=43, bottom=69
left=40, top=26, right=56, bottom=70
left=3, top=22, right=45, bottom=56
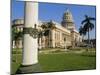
left=16, top=63, right=42, bottom=74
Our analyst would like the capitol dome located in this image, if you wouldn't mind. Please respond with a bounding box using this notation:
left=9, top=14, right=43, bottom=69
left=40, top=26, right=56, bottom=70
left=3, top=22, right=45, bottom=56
left=63, top=9, right=74, bottom=22
left=61, top=9, right=75, bottom=30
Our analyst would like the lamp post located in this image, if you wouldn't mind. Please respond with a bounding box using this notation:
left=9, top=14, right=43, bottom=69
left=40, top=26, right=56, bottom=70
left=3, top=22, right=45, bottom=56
left=16, top=2, right=41, bottom=74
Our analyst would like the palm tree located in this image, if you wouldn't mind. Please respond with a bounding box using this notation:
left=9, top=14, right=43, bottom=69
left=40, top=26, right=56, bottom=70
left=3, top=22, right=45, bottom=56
left=12, top=27, right=23, bottom=48
left=40, top=23, right=48, bottom=48
left=79, top=26, right=86, bottom=42
left=12, top=26, right=23, bottom=62
left=81, top=15, right=95, bottom=46
left=41, top=20, right=56, bottom=35
left=41, top=23, right=48, bottom=30
left=47, top=20, right=56, bottom=29
left=41, top=20, right=56, bottom=47
left=41, top=20, right=56, bottom=36
left=47, top=20, right=56, bottom=47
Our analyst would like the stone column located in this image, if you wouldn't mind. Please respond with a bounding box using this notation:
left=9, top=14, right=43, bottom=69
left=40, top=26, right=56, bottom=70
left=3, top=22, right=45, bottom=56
left=19, top=40, right=22, bottom=48
left=16, top=2, right=41, bottom=74
left=43, top=36, right=45, bottom=48
left=52, top=30, right=55, bottom=48
left=13, top=40, right=15, bottom=48
left=65, top=39, right=68, bottom=51
left=49, top=30, right=51, bottom=48
left=39, top=38, right=42, bottom=49
left=60, top=32, right=62, bottom=47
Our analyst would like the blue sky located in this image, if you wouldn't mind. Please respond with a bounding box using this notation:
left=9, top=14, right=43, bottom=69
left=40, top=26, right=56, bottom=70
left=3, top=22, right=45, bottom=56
left=12, top=0, right=96, bottom=39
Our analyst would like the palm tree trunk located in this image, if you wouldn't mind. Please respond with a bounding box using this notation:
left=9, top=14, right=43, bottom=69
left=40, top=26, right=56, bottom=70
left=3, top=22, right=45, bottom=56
left=88, top=28, right=90, bottom=47
left=82, top=35, right=84, bottom=42
left=15, top=40, right=17, bottom=62
left=50, top=30, right=52, bottom=48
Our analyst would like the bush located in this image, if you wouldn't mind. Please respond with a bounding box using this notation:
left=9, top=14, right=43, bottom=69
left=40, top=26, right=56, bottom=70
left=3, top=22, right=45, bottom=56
left=12, top=50, right=22, bottom=54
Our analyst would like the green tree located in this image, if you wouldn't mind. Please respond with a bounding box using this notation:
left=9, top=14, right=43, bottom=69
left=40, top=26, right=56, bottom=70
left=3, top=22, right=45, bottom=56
left=79, top=26, right=86, bottom=42
left=41, top=20, right=56, bottom=36
left=81, top=15, right=95, bottom=46
left=47, top=20, right=56, bottom=30
left=12, top=26, right=23, bottom=48
left=12, top=26, right=23, bottom=62
left=41, top=20, right=56, bottom=48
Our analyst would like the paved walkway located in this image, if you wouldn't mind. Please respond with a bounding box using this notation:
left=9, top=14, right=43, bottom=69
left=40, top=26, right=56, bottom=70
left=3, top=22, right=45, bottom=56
left=39, top=48, right=87, bottom=54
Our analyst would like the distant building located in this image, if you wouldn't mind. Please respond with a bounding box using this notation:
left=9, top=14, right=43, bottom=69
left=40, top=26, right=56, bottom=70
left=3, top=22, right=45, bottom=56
left=12, top=9, right=82, bottom=49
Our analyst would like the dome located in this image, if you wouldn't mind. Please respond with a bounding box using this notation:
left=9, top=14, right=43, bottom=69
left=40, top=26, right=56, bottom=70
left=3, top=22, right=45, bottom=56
left=61, top=9, right=75, bottom=30
left=64, top=9, right=71, bottom=16
left=63, top=9, right=73, bottom=22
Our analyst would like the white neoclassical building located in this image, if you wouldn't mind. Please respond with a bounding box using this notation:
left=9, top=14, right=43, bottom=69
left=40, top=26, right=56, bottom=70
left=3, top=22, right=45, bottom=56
left=12, top=9, right=82, bottom=49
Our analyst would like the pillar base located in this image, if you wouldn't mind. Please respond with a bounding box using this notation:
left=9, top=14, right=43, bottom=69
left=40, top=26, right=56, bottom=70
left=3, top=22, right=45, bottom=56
left=16, top=63, right=42, bottom=74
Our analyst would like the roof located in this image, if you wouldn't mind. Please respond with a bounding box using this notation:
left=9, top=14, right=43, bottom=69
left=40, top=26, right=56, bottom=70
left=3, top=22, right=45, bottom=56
left=51, top=21, right=71, bottom=34
left=12, top=19, right=80, bottom=34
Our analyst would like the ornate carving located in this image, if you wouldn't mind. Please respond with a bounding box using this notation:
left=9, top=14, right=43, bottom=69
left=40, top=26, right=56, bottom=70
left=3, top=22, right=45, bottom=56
left=23, top=24, right=39, bottom=39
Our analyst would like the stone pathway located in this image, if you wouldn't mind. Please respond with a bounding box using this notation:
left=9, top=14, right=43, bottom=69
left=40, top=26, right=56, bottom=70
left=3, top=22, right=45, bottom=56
left=39, top=49, right=67, bottom=54
left=39, top=49, right=95, bottom=54
left=39, top=49, right=82, bottom=54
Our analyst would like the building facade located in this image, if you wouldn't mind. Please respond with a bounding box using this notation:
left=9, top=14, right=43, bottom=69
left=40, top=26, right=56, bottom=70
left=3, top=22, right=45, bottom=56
left=12, top=9, right=82, bottom=49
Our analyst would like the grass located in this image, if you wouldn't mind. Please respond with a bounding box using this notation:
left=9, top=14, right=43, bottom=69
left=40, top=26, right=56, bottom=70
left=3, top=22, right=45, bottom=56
left=39, top=52, right=96, bottom=72
left=12, top=48, right=22, bottom=54
left=69, top=47, right=96, bottom=51
left=11, top=54, right=22, bottom=74
left=11, top=49, right=96, bottom=74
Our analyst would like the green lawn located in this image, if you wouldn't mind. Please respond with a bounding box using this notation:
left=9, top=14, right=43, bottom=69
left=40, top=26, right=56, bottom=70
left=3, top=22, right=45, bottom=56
left=39, top=52, right=96, bottom=72
left=11, top=50, right=96, bottom=74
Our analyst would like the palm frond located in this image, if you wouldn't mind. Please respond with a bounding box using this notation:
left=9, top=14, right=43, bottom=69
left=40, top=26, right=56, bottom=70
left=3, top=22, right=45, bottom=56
left=89, top=22, right=94, bottom=30
left=81, top=19, right=87, bottom=24
left=48, top=21, right=56, bottom=29
left=41, top=23, right=47, bottom=29
left=88, top=17, right=96, bottom=20
left=79, top=26, right=86, bottom=36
